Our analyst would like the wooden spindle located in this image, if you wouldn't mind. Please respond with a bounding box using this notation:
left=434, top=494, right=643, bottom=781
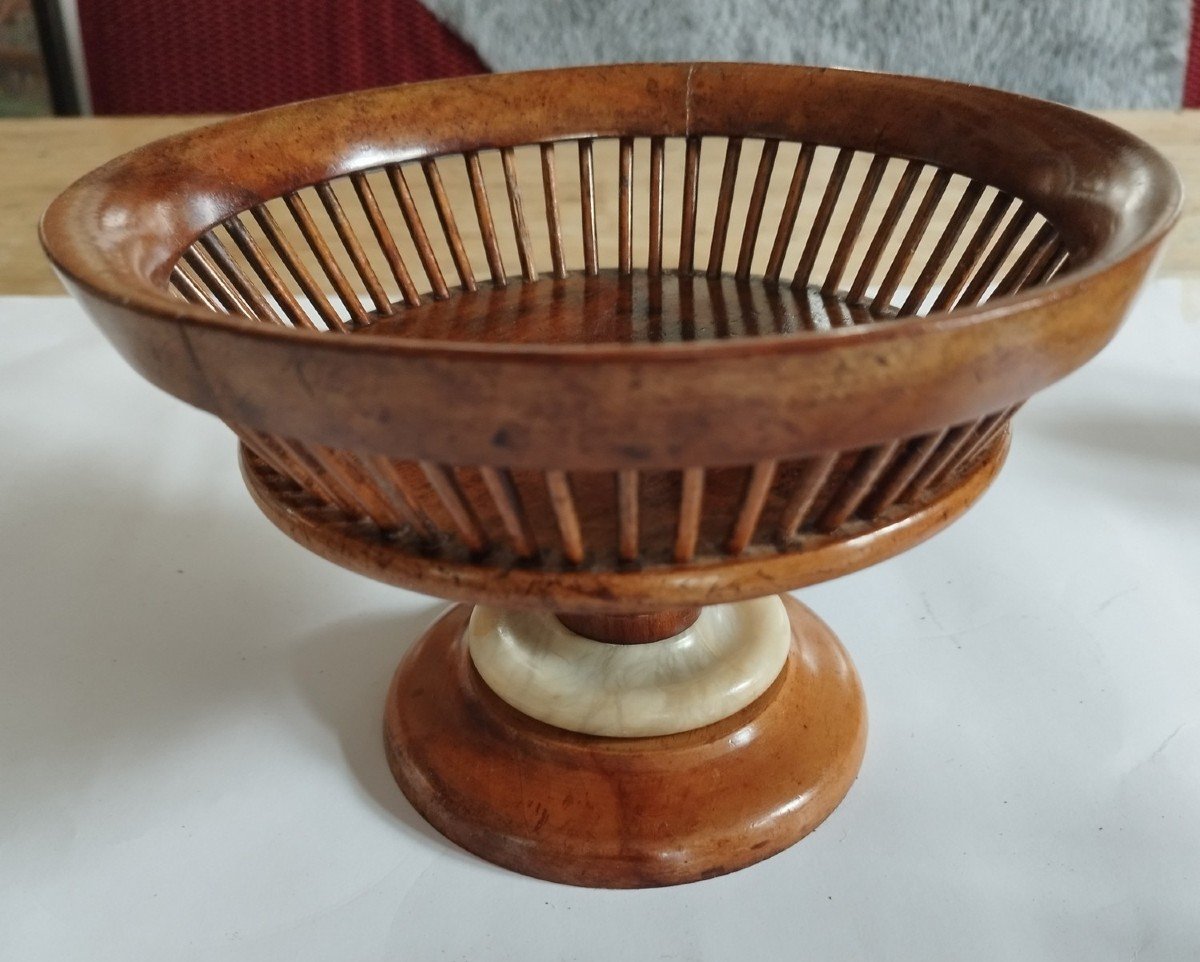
left=480, top=466, right=538, bottom=558
left=929, top=191, right=1013, bottom=312
left=578, top=140, right=598, bottom=276
left=314, top=181, right=392, bottom=313
left=822, top=153, right=888, bottom=295
left=196, top=232, right=285, bottom=324
left=464, top=151, right=507, bottom=286
left=386, top=164, right=450, bottom=299
left=618, top=137, right=634, bottom=275
left=707, top=137, right=743, bottom=278
left=222, top=216, right=319, bottom=328
left=778, top=453, right=839, bottom=540
left=870, top=168, right=952, bottom=313
left=764, top=143, right=816, bottom=283
left=420, top=461, right=488, bottom=553
left=673, top=467, right=705, bottom=563
left=957, top=202, right=1036, bottom=307
left=846, top=160, right=923, bottom=305
left=648, top=136, right=665, bottom=277
left=546, top=470, right=585, bottom=564
left=898, top=178, right=986, bottom=316
left=617, top=469, right=640, bottom=562
left=283, top=191, right=370, bottom=326
left=250, top=205, right=348, bottom=331
left=501, top=147, right=538, bottom=283
left=540, top=143, right=567, bottom=279
left=349, top=172, right=421, bottom=308
left=793, top=147, right=854, bottom=290
left=818, top=443, right=901, bottom=531
left=728, top=459, right=776, bottom=554
left=679, top=136, right=702, bottom=274
left=422, top=158, right=477, bottom=292
left=735, top=139, right=779, bottom=281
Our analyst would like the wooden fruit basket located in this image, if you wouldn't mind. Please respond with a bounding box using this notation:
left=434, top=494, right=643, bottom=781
left=41, top=64, right=1179, bottom=888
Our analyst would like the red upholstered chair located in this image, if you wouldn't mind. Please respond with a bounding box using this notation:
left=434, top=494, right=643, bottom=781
left=1187, top=0, right=1200, bottom=106
left=77, top=0, right=487, bottom=114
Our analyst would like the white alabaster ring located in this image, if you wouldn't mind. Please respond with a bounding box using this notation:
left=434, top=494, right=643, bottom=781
left=466, top=596, right=791, bottom=738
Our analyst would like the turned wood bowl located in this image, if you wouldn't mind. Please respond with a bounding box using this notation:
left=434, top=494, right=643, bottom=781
left=42, top=63, right=1180, bottom=887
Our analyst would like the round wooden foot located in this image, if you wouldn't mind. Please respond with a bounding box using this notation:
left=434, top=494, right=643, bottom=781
left=383, top=594, right=866, bottom=888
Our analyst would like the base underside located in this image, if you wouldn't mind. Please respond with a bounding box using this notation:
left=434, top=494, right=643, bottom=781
left=383, top=595, right=866, bottom=887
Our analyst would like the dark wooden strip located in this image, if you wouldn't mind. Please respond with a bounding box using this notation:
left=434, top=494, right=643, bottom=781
left=735, top=139, right=779, bottom=281
left=349, top=172, right=421, bottom=307
left=617, top=469, right=640, bottom=562
left=283, top=191, right=370, bottom=326
left=420, top=461, right=487, bottom=552
left=818, top=442, right=901, bottom=531
left=196, top=232, right=285, bottom=324
left=480, top=465, right=538, bottom=558
left=464, top=151, right=507, bottom=286
left=991, top=223, right=1058, bottom=299
left=181, top=246, right=255, bottom=318
left=764, top=143, right=816, bottom=283
left=250, top=205, right=347, bottom=331
left=778, top=453, right=838, bottom=539
left=957, top=202, right=1036, bottom=307
left=898, top=179, right=986, bottom=315
left=223, top=216, right=319, bottom=328
left=822, top=153, right=888, bottom=295
left=385, top=164, right=450, bottom=299
left=314, top=181, right=391, bottom=313
left=793, top=147, right=854, bottom=289
left=648, top=136, right=665, bottom=277
left=862, top=429, right=949, bottom=514
left=170, top=264, right=222, bottom=312
left=422, top=157, right=477, bottom=292
left=847, top=160, right=923, bottom=305
left=679, top=136, right=702, bottom=273
left=706, top=137, right=743, bottom=278
left=546, top=470, right=585, bottom=564
left=728, top=459, right=776, bottom=554
left=928, top=191, right=1012, bottom=312
left=354, top=454, right=433, bottom=538
left=673, top=467, right=706, bottom=563
left=899, top=422, right=979, bottom=501
left=540, top=143, right=567, bottom=279
left=618, top=136, right=634, bottom=275
left=929, top=406, right=1018, bottom=486
left=282, top=439, right=374, bottom=518
left=870, top=167, right=952, bottom=313
left=501, top=147, right=538, bottom=283
left=578, top=140, right=598, bottom=275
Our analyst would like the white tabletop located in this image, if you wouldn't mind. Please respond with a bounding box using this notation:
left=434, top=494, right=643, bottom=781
left=2, top=286, right=1198, bottom=961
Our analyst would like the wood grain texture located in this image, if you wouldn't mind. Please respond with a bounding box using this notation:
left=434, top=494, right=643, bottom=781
left=383, top=595, right=866, bottom=887
left=32, top=69, right=1184, bottom=890
left=5, top=109, right=1192, bottom=297
left=240, top=428, right=1010, bottom=613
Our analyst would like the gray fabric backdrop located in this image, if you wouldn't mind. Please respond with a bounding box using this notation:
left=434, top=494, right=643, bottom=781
left=422, top=0, right=1191, bottom=108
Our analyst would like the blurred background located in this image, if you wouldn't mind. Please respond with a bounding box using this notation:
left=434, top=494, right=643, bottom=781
left=4, top=0, right=1200, bottom=115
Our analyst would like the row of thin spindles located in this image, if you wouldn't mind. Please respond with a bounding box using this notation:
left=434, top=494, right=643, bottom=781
left=236, top=406, right=1016, bottom=567
left=170, top=137, right=1069, bottom=332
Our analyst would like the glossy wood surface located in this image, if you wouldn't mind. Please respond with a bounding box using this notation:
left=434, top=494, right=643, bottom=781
left=4, top=111, right=1197, bottom=297
left=241, top=428, right=1008, bottom=612
left=383, top=595, right=866, bottom=887
left=556, top=608, right=701, bottom=644
left=40, top=65, right=1180, bottom=472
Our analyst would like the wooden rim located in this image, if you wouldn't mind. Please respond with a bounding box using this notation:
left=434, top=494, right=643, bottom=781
left=42, top=63, right=1179, bottom=357
left=39, top=64, right=1180, bottom=468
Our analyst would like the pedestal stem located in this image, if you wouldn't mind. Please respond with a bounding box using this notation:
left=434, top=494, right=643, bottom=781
left=555, top=608, right=701, bottom=644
